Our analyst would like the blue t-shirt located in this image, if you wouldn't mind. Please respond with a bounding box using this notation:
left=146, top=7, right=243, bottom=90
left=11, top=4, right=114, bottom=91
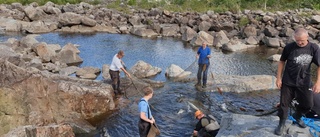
left=138, top=98, right=152, bottom=119
left=197, top=46, right=211, bottom=65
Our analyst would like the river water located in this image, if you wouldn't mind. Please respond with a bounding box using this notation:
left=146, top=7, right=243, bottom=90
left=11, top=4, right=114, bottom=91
left=0, top=33, right=282, bottom=137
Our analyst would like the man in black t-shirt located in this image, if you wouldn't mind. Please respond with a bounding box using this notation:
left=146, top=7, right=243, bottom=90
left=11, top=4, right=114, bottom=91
left=274, top=28, right=320, bottom=135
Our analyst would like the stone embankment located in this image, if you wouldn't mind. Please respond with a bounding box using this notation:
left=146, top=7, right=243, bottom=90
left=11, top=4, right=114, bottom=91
left=0, top=1, right=319, bottom=49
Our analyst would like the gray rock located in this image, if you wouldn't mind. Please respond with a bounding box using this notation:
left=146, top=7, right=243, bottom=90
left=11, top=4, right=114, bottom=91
left=217, top=114, right=318, bottom=137
left=130, top=60, right=162, bottom=78
left=267, top=54, right=281, bottom=61
left=181, top=26, right=197, bottom=42
left=59, top=66, right=80, bottom=76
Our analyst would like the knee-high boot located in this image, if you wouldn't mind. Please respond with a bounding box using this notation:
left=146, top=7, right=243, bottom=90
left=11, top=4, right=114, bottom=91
left=112, top=84, right=118, bottom=94
left=274, top=119, right=286, bottom=135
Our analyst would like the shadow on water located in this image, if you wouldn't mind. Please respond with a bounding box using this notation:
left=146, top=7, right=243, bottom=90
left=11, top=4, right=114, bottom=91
left=0, top=32, right=282, bottom=137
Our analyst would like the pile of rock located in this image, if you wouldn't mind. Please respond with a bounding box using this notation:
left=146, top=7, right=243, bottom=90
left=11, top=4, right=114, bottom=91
left=0, top=2, right=319, bottom=50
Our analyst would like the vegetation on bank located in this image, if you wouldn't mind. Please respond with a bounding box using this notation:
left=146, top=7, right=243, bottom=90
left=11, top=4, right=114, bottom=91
left=1, top=0, right=319, bottom=13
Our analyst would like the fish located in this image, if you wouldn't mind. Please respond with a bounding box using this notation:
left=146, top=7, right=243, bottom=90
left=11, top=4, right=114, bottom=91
left=221, top=103, right=228, bottom=112
left=177, top=109, right=185, bottom=114
left=187, top=101, right=200, bottom=111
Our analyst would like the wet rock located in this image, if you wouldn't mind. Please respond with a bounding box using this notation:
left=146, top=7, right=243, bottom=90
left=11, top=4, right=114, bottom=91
left=76, top=66, right=101, bottom=80
left=130, top=60, right=162, bottom=78
left=3, top=125, right=75, bottom=137
left=102, top=64, right=110, bottom=80
left=181, top=26, right=197, bottom=42
left=222, top=40, right=257, bottom=52
left=24, top=6, right=47, bottom=21
left=59, top=66, right=80, bottom=76
left=217, top=114, right=319, bottom=137
left=212, top=74, right=277, bottom=93
left=0, top=59, right=114, bottom=135
left=165, top=64, right=191, bottom=78
left=267, top=54, right=281, bottom=61
left=190, top=31, right=214, bottom=46
left=242, top=26, right=257, bottom=38
left=58, top=12, right=82, bottom=26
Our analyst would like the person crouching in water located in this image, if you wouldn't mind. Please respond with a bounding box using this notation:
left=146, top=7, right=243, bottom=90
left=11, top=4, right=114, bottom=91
left=193, top=110, right=220, bottom=137
left=138, top=87, right=156, bottom=137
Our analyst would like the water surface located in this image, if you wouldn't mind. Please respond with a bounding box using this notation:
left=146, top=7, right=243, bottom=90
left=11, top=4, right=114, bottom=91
left=0, top=32, right=280, bottom=137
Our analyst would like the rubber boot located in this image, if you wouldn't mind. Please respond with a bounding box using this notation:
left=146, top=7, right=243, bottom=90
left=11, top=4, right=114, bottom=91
left=117, top=81, right=123, bottom=94
left=195, top=81, right=201, bottom=87
left=274, top=119, right=286, bottom=135
left=112, top=84, right=118, bottom=95
left=202, top=84, right=207, bottom=88
left=293, top=112, right=307, bottom=128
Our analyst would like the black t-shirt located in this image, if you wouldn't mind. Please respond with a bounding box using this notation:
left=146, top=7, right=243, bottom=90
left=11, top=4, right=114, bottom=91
left=280, top=42, right=320, bottom=87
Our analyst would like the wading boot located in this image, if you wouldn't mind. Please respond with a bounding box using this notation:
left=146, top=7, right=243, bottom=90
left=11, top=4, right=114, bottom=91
left=112, top=84, right=118, bottom=95
left=274, top=119, right=285, bottom=136
left=202, top=84, right=207, bottom=88
left=292, top=113, right=307, bottom=128
left=195, top=81, right=201, bottom=87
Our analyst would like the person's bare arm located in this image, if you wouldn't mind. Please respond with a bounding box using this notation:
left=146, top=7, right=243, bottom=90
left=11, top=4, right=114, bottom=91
left=193, top=130, right=198, bottom=137
left=140, top=112, right=154, bottom=124
left=120, top=67, right=131, bottom=78
left=276, top=61, right=285, bottom=89
left=312, top=67, right=320, bottom=93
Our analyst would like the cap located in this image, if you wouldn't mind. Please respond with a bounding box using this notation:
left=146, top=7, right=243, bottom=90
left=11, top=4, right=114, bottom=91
left=194, top=110, right=203, bottom=118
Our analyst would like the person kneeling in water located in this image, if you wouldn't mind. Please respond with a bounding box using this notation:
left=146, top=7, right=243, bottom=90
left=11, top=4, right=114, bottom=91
left=193, top=110, right=220, bottom=137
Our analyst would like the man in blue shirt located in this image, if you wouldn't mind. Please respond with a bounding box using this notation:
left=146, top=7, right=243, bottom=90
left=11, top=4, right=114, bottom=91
left=196, top=42, right=211, bottom=88
left=138, top=87, right=156, bottom=137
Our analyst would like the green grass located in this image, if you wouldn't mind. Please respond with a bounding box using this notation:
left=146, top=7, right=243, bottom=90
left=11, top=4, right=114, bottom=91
left=0, top=0, right=319, bottom=12
left=239, top=16, right=250, bottom=27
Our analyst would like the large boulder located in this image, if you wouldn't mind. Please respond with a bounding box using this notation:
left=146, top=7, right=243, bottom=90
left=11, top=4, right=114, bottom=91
left=191, top=31, right=214, bottom=46
left=0, top=18, right=22, bottom=32
left=0, top=59, right=115, bottom=135
left=33, top=42, right=56, bottom=62
left=130, top=60, right=162, bottom=78
left=102, top=64, right=110, bottom=80
left=4, top=125, right=75, bottom=137
left=75, top=66, right=101, bottom=80
left=217, top=114, right=318, bottom=137
left=242, top=26, right=257, bottom=38
left=23, top=21, right=58, bottom=34
left=130, top=27, right=158, bottom=37
left=24, top=6, right=47, bottom=21
left=181, top=26, right=197, bottom=42
left=58, top=12, right=82, bottom=26
left=160, top=24, right=180, bottom=37
left=57, top=50, right=83, bottom=66
left=211, top=74, right=277, bottom=93
left=56, top=43, right=82, bottom=66
left=165, top=64, right=191, bottom=78
left=222, top=40, right=257, bottom=52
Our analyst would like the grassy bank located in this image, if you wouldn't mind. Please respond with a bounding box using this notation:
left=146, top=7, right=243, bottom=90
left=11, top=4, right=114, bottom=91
left=1, top=0, right=319, bottom=13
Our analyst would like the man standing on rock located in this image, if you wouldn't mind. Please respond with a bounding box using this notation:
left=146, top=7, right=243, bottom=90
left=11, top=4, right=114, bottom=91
left=195, top=42, right=211, bottom=88
left=274, top=28, right=320, bottom=135
left=109, top=50, right=131, bottom=95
